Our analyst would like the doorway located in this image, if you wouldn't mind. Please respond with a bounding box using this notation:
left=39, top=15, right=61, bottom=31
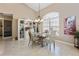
left=4, top=20, right=12, bottom=38
left=18, top=19, right=25, bottom=40
left=0, top=13, right=13, bottom=40
left=0, top=19, right=3, bottom=40
left=0, top=19, right=12, bottom=40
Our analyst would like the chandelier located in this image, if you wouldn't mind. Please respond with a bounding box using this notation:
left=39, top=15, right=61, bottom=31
left=34, top=3, right=43, bottom=23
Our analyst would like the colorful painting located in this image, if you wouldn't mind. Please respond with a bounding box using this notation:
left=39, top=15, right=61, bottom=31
left=64, top=16, right=76, bottom=35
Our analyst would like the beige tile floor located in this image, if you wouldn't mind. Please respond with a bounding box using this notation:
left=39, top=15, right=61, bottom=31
left=0, top=39, right=79, bottom=56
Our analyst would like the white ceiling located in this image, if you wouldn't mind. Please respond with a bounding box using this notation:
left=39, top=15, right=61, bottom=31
left=25, top=3, right=52, bottom=12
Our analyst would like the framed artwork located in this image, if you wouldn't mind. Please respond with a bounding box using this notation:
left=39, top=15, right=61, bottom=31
left=64, top=16, right=76, bottom=35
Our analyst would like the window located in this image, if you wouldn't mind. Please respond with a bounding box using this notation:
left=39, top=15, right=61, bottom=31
left=43, top=12, right=59, bottom=36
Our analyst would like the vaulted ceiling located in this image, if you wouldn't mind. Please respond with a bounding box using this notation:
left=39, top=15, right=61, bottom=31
left=25, top=3, right=52, bottom=12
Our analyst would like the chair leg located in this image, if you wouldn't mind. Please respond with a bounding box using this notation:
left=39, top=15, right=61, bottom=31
left=28, top=40, right=31, bottom=47
left=46, top=42, right=48, bottom=46
left=53, top=41, right=55, bottom=52
left=41, top=41, right=44, bottom=47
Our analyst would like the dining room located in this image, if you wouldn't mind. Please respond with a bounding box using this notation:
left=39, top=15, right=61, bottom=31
left=0, top=3, right=79, bottom=56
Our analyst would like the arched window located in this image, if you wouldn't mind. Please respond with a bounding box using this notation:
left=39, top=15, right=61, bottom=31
left=43, top=12, right=59, bottom=36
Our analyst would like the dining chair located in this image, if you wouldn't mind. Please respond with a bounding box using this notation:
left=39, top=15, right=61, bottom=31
left=28, top=30, right=40, bottom=47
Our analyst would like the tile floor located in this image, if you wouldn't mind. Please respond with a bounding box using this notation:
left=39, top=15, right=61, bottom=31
left=0, top=39, right=79, bottom=56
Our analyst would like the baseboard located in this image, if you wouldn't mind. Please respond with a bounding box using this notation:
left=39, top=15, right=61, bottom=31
left=55, top=40, right=74, bottom=46
left=3, top=36, right=12, bottom=39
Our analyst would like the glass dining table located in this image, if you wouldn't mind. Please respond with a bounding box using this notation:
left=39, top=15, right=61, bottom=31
left=30, top=31, right=56, bottom=55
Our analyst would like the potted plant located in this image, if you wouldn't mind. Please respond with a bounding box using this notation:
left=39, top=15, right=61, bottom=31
left=74, top=31, right=79, bottom=48
left=74, top=31, right=79, bottom=38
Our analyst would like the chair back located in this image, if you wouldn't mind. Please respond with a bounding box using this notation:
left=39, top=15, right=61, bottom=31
left=28, top=30, right=33, bottom=41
